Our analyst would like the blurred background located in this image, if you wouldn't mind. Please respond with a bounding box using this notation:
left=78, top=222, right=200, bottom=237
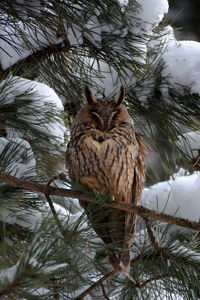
left=168, top=0, right=200, bottom=40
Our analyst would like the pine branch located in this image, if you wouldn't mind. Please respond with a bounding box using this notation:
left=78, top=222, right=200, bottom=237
left=0, top=172, right=200, bottom=232
left=101, top=283, right=110, bottom=300
left=45, top=193, right=68, bottom=246
left=0, top=41, right=70, bottom=78
left=0, top=275, right=22, bottom=298
left=135, top=274, right=168, bottom=288
left=144, top=217, right=170, bottom=258
left=75, top=270, right=117, bottom=300
left=45, top=175, right=70, bottom=246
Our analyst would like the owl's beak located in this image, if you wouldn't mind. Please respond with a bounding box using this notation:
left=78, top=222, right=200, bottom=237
left=103, top=123, right=108, bottom=131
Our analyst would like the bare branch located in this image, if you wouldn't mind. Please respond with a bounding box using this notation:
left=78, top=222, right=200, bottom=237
left=45, top=175, right=70, bottom=245
left=0, top=172, right=200, bottom=232
left=144, top=217, right=170, bottom=258
left=101, top=283, right=110, bottom=300
left=144, top=217, right=162, bottom=252
left=135, top=274, right=167, bottom=288
left=75, top=270, right=117, bottom=300
left=45, top=193, right=69, bottom=245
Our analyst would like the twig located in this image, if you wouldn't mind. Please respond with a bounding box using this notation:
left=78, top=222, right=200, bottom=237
left=0, top=277, right=21, bottom=297
left=50, top=276, right=60, bottom=300
left=75, top=269, right=117, bottom=300
left=144, top=217, right=161, bottom=252
left=144, top=217, right=170, bottom=258
left=135, top=274, right=167, bottom=288
left=45, top=194, right=68, bottom=245
left=144, top=218, right=163, bottom=252
left=45, top=175, right=69, bottom=245
left=0, top=172, right=200, bottom=232
left=101, top=283, right=110, bottom=300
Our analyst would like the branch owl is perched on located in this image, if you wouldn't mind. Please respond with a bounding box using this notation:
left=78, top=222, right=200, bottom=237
left=66, top=86, right=146, bottom=271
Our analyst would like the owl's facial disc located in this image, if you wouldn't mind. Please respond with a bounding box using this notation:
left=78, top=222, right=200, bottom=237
left=82, top=85, right=128, bottom=132
left=90, top=108, right=120, bottom=132
left=91, top=111, right=104, bottom=129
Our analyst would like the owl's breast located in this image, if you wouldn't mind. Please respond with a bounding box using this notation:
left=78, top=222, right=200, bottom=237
left=83, top=136, right=114, bottom=157
left=76, top=135, right=137, bottom=201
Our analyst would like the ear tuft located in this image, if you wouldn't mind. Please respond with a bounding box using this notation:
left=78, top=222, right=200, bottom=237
left=113, top=86, right=125, bottom=106
left=84, top=86, right=97, bottom=105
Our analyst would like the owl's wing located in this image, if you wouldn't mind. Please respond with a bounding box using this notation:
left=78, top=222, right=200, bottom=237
left=66, top=141, right=71, bottom=169
left=131, top=132, right=146, bottom=206
left=124, top=134, right=146, bottom=248
left=124, top=168, right=138, bottom=248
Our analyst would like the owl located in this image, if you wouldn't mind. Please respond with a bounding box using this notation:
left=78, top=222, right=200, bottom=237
left=66, top=86, right=146, bottom=271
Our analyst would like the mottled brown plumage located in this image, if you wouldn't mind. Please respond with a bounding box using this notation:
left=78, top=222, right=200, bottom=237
left=66, top=86, right=146, bottom=270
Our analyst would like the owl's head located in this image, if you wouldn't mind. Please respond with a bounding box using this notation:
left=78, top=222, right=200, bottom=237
left=76, top=86, right=132, bottom=132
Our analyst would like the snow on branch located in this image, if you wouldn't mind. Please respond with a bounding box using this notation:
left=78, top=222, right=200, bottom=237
left=141, top=169, right=200, bottom=222
left=0, top=76, right=65, bottom=146
left=162, top=37, right=200, bottom=95
left=0, top=20, right=67, bottom=70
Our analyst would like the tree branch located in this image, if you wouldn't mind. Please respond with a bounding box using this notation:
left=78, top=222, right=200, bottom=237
left=75, top=270, right=117, bottom=300
left=101, top=283, right=110, bottom=300
left=135, top=274, right=167, bottom=288
left=0, top=273, right=24, bottom=298
left=144, top=217, right=162, bottom=252
left=45, top=175, right=71, bottom=246
left=45, top=193, right=69, bottom=245
left=0, top=172, right=200, bottom=232
left=144, top=217, right=170, bottom=258
left=1, top=41, right=70, bottom=78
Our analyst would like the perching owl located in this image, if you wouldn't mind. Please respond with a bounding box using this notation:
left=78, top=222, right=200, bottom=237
left=66, top=86, right=146, bottom=270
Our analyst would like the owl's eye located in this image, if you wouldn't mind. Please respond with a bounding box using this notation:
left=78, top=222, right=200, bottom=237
left=111, top=110, right=119, bottom=121
left=91, top=111, right=101, bottom=121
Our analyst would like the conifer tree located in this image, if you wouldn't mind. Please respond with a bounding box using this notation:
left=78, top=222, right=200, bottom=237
left=0, top=1, right=200, bottom=299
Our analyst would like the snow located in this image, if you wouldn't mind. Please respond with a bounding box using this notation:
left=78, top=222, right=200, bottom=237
left=0, top=0, right=171, bottom=98
left=51, top=179, right=82, bottom=214
left=127, top=0, right=169, bottom=62
left=84, top=15, right=102, bottom=47
left=1, top=0, right=200, bottom=105
left=0, top=1, right=126, bottom=70
left=0, top=263, right=18, bottom=286
left=158, top=25, right=176, bottom=45
left=0, top=137, right=36, bottom=178
left=64, top=23, right=83, bottom=46
left=0, top=76, right=65, bottom=146
left=1, top=2, right=200, bottom=298
left=0, top=196, right=72, bottom=230
left=0, top=22, right=63, bottom=70
left=0, top=76, right=63, bottom=110
left=141, top=170, right=200, bottom=222
left=162, top=40, right=200, bottom=94
left=0, top=77, right=67, bottom=229
left=133, top=0, right=169, bottom=33
left=177, top=131, right=200, bottom=159
left=117, top=0, right=129, bottom=7
left=84, top=0, right=169, bottom=96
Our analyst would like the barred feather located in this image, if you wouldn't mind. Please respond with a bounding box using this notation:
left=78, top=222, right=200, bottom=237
left=66, top=87, right=146, bottom=269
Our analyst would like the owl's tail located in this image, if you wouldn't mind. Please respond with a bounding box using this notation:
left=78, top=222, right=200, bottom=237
left=108, top=249, right=130, bottom=270
left=120, top=250, right=131, bottom=269
left=109, top=250, right=137, bottom=284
